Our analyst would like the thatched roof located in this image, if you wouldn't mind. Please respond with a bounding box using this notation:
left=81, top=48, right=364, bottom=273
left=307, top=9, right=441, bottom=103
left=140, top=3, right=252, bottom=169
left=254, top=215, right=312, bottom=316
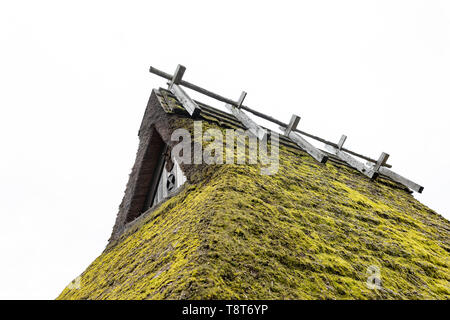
left=58, top=89, right=449, bottom=299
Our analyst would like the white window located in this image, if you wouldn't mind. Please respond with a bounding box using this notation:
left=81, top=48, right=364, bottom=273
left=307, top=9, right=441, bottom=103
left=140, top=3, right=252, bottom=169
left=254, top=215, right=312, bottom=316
left=151, top=156, right=186, bottom=207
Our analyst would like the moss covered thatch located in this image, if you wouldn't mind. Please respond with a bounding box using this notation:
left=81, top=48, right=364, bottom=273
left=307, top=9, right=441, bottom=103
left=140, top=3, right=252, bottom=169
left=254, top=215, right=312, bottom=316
left=58, top=112, right=449, bottom=299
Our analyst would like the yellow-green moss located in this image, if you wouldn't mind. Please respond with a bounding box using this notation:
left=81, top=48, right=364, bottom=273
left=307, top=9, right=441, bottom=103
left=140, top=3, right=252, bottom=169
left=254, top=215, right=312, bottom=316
left=58, top=118, right=450, bottom=300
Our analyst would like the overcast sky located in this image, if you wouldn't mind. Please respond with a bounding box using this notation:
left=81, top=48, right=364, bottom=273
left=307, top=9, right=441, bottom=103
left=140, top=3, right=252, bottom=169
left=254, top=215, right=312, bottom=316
left=0, top=0, right=449, bottom=299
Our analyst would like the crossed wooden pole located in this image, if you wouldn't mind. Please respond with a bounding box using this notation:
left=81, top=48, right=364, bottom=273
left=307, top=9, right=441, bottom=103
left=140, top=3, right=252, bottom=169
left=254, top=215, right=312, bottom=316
left=150, top=64, right=423, bottom=193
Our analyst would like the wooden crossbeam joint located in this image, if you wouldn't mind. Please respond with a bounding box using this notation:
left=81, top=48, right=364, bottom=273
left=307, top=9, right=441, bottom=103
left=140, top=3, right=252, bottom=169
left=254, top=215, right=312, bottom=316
left=337, top=135, right=347, bottom=150
left=284, top=115, right=301, bottom=136
left=373, top=152, right=390, bottom=177
left=166, top=64, right=200, bottom=117
left=227, top=90, right=268, bottom=140
left=169, top=64, right=186, bottom=89
left=280, top=115, right=327, bottom=164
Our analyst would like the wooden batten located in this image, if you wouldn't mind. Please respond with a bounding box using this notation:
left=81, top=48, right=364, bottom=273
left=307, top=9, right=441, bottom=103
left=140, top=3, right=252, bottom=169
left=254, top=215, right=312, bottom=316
left=326, top=134, right=377, bottom=179
left=280, top=115, right=328, bottom=164
left=225, top=103, right=266, bottom=140
left=293, top=132, right=328, bottom=163
left=378, top=167, right=424, bottom=193
left=324, top=144, right=376, bottom=179
left=170, top=83, right=200, bottom=117
left=287, top=131, right=328, bottom=163
left=326, top=143, right=423, bottom=193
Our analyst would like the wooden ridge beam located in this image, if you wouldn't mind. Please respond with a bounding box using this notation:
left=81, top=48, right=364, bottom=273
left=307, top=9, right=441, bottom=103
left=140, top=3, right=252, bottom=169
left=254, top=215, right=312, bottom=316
left=151, top=65, right=426, bottom=191
left=150, top=65, right=395, bottom=167
left=150, top=65, right=392, bottom=168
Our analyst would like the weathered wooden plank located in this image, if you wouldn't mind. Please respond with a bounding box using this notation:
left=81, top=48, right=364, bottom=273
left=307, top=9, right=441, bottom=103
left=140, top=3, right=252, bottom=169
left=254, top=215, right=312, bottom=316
left=280, top=115, right=327, bottom=163
left=286, top=130, right=328, bottom=163
left=378, top=167, right=424, bottom=193
left=170, top=83, right=200, bottom=117
left=324, top=144, right=376, bottom=178
left=225, top=103, right=266, bottom=140
left=326, top=145, right=423, bottom=193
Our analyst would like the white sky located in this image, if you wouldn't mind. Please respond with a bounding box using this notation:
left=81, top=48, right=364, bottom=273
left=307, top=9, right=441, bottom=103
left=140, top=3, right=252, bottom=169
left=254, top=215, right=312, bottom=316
left=0, top=0, right=449, bottom=300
